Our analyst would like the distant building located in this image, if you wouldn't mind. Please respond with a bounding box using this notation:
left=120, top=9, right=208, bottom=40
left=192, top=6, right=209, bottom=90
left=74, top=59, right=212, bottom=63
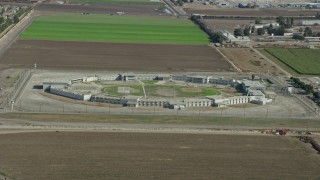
left=242, top=80, right=266, bottom=93
left=298, top=20, right=320, bottom=26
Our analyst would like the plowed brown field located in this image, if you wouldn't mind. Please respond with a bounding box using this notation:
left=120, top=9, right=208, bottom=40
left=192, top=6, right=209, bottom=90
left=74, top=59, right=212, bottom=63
left=0, top=40, right=232, bottom=71
left=35, top=3, right=163, bottom=15
left=0, top=132, right=319, bottom=179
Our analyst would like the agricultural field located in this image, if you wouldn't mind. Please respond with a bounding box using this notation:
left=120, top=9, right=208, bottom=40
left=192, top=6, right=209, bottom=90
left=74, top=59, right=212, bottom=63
left=20, top=14, right=209, bottom=45
left=101, top=83, right=221, bottom=97
left=263, top=48, right=320, bottom=75
left=68, top=0, right=162, bottom=5
left=0, top=40, right=231, bottom=71
left=0, top=132, right=320, bottom=179
left=34, top=3, right=162, bottom=15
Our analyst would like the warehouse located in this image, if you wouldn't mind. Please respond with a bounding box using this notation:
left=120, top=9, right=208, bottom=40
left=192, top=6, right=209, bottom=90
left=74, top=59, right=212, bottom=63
left=50, top=88, right=92, bottom=101
left=209, top=77, right=234, bottom=86
left=43, top=82, right=70, bottom=91
left=137, top=98, right=169, bottom=107
left=184, top=99, right=212, bottom=107
left=242, top=80, right=266, bottom=93
left=90, top=96, right=122, bottom=104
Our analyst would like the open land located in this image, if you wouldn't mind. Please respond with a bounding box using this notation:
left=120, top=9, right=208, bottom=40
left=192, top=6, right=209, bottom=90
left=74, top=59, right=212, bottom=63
left=34, top=3, right=163, bottom=15
left=20, top=14, right=209, bottom=45
left=0, top=132, right=319, bottom=179
left=202, top=19, right=254, bottom=32
left=184, top=8, right=320, bottom=17
left=0, top=40, right=232, bottom=71
left=263, top=48, right=320, bottom=75
left=68, top=0, right=162, bottom=5
left=102, top=84, right=221, bottom=97
left=4, top=113, right=320, bottom=129
left=219, top=48, right=284, bottom=75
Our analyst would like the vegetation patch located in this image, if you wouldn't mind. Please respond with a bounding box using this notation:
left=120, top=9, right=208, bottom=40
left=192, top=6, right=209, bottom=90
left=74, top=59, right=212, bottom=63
left=264, top=48, right=320, bottom=75
left=250, top=59, right=261, bottom=66
left=20, top=14, right=209, bottom=45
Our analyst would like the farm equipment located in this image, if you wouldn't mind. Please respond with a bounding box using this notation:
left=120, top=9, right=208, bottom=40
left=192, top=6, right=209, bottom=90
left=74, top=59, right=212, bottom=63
left=274, top=129, right=287, bottom=136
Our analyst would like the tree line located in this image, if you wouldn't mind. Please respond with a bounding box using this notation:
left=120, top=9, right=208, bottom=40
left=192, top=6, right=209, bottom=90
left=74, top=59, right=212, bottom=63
left=191, top=15, right=224, bottom=43
left=291, top=77, right=319, bottom=98
left=0, top=7, right=31, bottom=33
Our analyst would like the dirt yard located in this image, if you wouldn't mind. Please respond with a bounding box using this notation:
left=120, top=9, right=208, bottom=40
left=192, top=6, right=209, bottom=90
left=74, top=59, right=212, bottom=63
left=0, top=40, right=233, bottom=72
left=202, top=19, right=254, bottom=32
left=0, top=132, right=319, bottom=179
left=35, top=3, right=164, bottom=16
left=181, top=87, right=201, bottom=92
left=184, top=8, right=320, bottom=17
left=219, top=47, right=283, bottom=75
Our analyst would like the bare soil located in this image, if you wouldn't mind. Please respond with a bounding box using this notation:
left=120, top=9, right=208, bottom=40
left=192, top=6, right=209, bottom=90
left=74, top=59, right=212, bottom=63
left=156, top=87, right=175, bottom=97
left=184, top=8, right=320, bottom=17
left=181, top=87, right=201, bottom=92
left=0, top=132, right=319, bottom=179
left=0, top=40, right=233, bottom=72
left=202, top=19, right=254, bottom=32
left=35, top=3, right=164, bottom=16
left=218, top=47, right=283, bottom=75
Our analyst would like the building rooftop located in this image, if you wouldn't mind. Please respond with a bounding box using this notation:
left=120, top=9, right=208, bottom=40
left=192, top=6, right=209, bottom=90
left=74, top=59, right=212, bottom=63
left=242, top=80, right=266, bottom=88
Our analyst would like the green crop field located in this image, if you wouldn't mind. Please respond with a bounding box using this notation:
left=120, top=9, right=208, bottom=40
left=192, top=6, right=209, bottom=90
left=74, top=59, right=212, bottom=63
left=68, top=0, right=162, bottom=5
left=264, top=48, right=320, bottom=75
left=20, top=14, right=209, bottom=45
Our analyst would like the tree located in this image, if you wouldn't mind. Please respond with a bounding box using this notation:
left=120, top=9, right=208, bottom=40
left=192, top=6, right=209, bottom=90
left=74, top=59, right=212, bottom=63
left=13, top=15, right=19, bottom=23
left=274, top=25, right=285, bottom=36
left=243, top=27, right=250, bottom=36
left=267, top=24, right=273, bottom=35
left=255, top=18, right=262, bottom=24
left=314, top=91, right=320, bottom=98
left=251, top=74, right=255, bottom=81
left=251, top=26, right=255, bottom=33
left=298, top=27, right=303, bottom=32
left=316, top=12, right=320, bottom=19
left=176, top=0, right=183, bottom=6
left=276, top=16, right=285, bottom=26
left=211, top=32, right=223, bottom=43
left=257, top=28, right=265, bottom=35
left=304, top=27, right=312, bottom=37
left=234, top=28, right=243, bottom=37
left=0, top=17, right=3, bottom=24
left=292, top=34, right=305, bottom=40
left=290, top=18, right=294, bottom=26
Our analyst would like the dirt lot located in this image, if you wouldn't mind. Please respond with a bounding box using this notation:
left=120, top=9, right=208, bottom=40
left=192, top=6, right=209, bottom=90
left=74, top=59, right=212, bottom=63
left=184, top=8, right=320, bottom=17
left=202, top=19, right=254, bottom=32
left=0, top=40, right=233, bottom=72
left=0, top=132, right=319, bottom=179
left=35, top=3, right=165, bottom=16
left=219, top=47, right=284, bottom=75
